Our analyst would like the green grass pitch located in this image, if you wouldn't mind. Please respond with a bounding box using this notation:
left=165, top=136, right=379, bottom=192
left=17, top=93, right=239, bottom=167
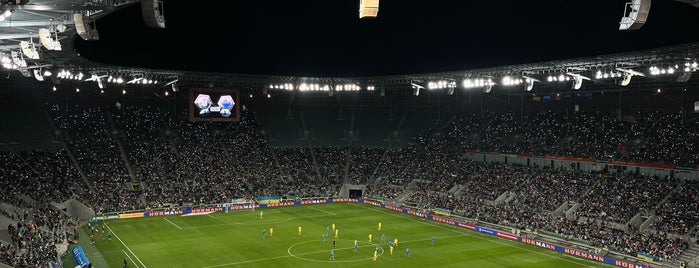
left=62, top=203, right=612, bottom=267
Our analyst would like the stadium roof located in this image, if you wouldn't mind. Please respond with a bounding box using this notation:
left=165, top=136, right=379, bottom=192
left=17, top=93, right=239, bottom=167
left=1, top=0, right=698, bottom=96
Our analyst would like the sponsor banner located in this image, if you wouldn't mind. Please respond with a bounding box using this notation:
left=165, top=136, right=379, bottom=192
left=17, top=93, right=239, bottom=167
left=610, top=160, right=675, bottom=169
left=327, top=198, right=333, bottom=203
left=406, top=209, right=426, bottom=218
left=188, top=207, right=222, bottom=214
left=385, top=205, right=402, bottom=212
left=517, top=153, right=533, bottom=157
left=266, top=201, right=295, bottom=207
left=226, top=204, right=255, bottom=211
left=675, top=166, right=696, bottom=171
left=595, top=159, right=611, bottom=163
left=146, top=210, right=182, bottom=217
left=496, top=232, right=518, bottom=241
left=520, top=238, right=556, bottom=250
left=476, top=226, right=496, bottom=236
left=488, top=151, right=501, bottom=155
left=456, top=222, right=476, bottom=230
left=332, top=198, right=358, bottom=203
left=518, top=237, right=648, bottom=268
left=118, top=212, right=144, bottom=219
left=365, top=200, right=382, bottom=207
left=431, top=215, right=455, bottom=225
left=300, top=199, right=327, bottom=205
left=93, top=215, right=119, bottom=220
left=543, top=155, right=595, bottom=162
left=72, top=245, right=90, bottom=267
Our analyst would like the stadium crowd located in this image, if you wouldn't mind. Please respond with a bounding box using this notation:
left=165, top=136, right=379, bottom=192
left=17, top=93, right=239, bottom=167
left=2, top=102, right=699, bottom=267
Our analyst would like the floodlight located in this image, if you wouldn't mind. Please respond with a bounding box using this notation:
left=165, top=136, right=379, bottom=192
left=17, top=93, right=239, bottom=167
left=677, top=72, right=692, bottom=83
left=20, top=41, right=40, bottom=59
left=619, top=0, right=651, bottom=30
left=359, top=0, right=379, bottom=18
left=619, top=73, right=633, bottom=86
left=141, top=0, right=166, bottom=28
left=38, top=28, right=62, bottom=51
left=616, top=67, right=646, bottom=77
left=33, top=70, right=44, bottom=81
left=524, top=78, right=534, bottom=92
left=74, top=13, right=99, bottom=40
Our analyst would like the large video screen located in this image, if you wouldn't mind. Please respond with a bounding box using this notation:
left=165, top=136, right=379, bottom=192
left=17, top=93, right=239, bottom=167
left=189, top=88, right=241, bottom=122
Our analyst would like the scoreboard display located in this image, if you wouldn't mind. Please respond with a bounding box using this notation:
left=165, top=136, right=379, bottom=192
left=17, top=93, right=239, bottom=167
left=189, top=88, right=241, bottom=122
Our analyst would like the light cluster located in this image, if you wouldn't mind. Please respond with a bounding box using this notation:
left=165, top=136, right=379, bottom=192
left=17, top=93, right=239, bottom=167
left=462, top=78, right=495, bottom=89
left=427, top=80, right=456, bottom=90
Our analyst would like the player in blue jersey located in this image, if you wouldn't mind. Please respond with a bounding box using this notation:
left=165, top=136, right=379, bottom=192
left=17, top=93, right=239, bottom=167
left=406, top=247, right=411, bottom=256
left=354, top=240, right=359, bottom=252
left=432, top=235, right=435, bottom=245
left=330, top=249, right=335, bottom=260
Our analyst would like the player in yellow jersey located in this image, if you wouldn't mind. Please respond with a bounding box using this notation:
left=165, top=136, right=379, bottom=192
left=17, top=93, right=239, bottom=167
left=373, top=250, right=378, bottom=261
left=378, top=222, right=382, bottom=231
left=298, top=226, right=302, bottom=236
left=389, top=245, right=394, bottom=255
left=270, top=227, right=273, bottom=237
left=368, top=233, right=372, bottom=242
left=332, top=223, right=336, bottom=232
left=334, top=228, right=339, bottom=239
left=394, top=238, right=398, bottom=247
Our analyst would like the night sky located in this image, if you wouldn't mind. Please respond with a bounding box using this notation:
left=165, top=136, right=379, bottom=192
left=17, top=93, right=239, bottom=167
left=73, top=0, right=699, bottom=77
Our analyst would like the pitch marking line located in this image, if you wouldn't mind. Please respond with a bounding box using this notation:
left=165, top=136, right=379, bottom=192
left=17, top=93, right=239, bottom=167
left=121, top=250, right=140, bottom=268
left=84, top=250, right=140, bottom=268
left=163, top=218, right=183, bottom=230
left=306, top=205, right=337, bottom=216
left=352, top=204, right=604, bottom=268
left=200, top=235, right=468, bottom=267
left=105, top=223, right=148, bottom=268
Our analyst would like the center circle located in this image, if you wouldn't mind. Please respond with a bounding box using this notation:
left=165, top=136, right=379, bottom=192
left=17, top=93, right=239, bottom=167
left=287, top=239, right=385, bottom=263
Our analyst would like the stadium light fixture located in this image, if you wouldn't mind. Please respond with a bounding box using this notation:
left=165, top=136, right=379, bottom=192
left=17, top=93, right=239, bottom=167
left=359, top=0, right=379, bottom=18
left=462, top=78, right=494, bottom=89
left=615, top=67, right=646, bottom=77
left=38, top=28, right=62, bottom=51
left=127, top=77, right=143, bottom=84
left=677, top=72, right=692, bottom=83
left=619, top=73, right=633, bottom=86
left=0, top=9, right=12, bottom=22
left=619, top=0, right=651, bottom=30
left=32, top=70, right=44, bottom=81
left=20, top=40, right=40, bottom=60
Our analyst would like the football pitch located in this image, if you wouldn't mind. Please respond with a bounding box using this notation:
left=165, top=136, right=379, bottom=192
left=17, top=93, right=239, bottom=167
left=62, top=203, right=612, bottom=267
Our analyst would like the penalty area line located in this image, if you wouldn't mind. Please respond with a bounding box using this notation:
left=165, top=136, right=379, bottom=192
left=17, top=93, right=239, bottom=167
left=163, top=218, right=183, bottom=230
left=307, top=205, right=337, bottom=216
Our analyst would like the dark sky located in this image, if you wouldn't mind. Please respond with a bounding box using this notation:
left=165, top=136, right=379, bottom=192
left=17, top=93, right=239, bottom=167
left=73, top=0, right=699, bottom=77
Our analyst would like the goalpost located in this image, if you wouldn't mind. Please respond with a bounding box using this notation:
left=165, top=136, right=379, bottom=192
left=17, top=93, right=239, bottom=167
left=221, top=198, right=257, bottom=213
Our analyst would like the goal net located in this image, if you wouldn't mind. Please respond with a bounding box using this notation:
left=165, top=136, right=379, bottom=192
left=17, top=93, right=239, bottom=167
left=220, top=198, right=257, bottom=213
